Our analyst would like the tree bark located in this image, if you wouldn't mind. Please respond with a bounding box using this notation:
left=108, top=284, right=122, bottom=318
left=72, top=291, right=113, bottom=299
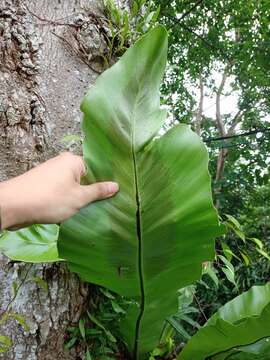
left=214, top=65, right=230, bottom=190
left=194, top=75, right=204, bottom=136
left=0, top=0, right=107, bottom=358
left=214, top=61, right=245, bottom=208
left=214, top=61, right=240, bottom=186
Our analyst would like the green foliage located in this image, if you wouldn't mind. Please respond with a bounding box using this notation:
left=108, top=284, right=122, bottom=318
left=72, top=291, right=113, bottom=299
left=64, top=286, right=130, bottom=359
left=103, top=0, right=160, bottom=65
left=179, top=283, right=270, bottom=360
left=31, top=276, right=49, bottom=293
left=59, top=134, right=83, bottom=153
left=169, top=210, right=270, bottom=357
left=217, top=254, right=238, bottom=289
left=0, top=312, right=29, bottom=354
left=155, top=0, right=270, bottom=124
left=149, top=331, right=174, bottom=360
left=167, top=285, right=200, bottom=342
left=0, top=335, right=12, bottom=354
left=0, top=263, right=35, bottom=354
left=1, top=313, right=30, bottom=332
left=211, top=337, right=270, bottom=360
left=202, top=262, right=219, bottom=287
left=152, top=0, right=270, bottom=232
left=0, top=224, right=60, bottom=262
left=60, top=134, right=82, bottom=144
left=58, top=26, right=223, bottom=358
left=1, top=1, right=268, bottom=356
left=194, top=211, right=270, bottom=329
left=222, top=213, right=270, bottom=264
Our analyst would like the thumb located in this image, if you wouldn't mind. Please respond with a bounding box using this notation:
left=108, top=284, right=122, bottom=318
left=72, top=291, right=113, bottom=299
left=79, top=181, right=119, bottom=206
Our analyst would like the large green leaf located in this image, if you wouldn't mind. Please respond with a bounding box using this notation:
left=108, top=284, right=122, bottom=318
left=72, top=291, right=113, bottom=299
left=0, top=224, right=60, bottom=262
left=211, top=337, right=270, bottom=360
left=58, top=26, right=223, bottom=358
left=179, top=283, right=270, bottom=360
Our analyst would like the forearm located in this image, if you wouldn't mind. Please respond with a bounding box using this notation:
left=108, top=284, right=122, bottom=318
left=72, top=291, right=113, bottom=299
left=0, top=153, right=118, bottom=231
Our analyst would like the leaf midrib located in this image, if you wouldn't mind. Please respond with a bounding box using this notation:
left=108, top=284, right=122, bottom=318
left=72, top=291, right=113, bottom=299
left=131, top=88, right=145, bottom=360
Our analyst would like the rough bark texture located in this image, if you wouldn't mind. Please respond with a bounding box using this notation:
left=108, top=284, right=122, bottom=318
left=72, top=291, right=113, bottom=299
left=0, top=0, right=110, bottom=358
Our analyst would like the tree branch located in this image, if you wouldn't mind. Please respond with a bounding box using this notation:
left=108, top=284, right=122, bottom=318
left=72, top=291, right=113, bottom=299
left=176, top=0, right=205, bottom=22
left=215, top=63, right=231, bottom=137
left=214, top=61, right=236, bottom=190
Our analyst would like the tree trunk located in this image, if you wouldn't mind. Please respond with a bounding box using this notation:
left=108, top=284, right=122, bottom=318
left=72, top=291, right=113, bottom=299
left=0, top=0, right=108, bottom=358
left=214, top=64, right=230, bottom=208
left=194, top=75, right=204, bottom=136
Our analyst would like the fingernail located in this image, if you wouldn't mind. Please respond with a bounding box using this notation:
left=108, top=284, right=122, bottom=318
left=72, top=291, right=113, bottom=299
left=107, top=182, right=119, bottom=194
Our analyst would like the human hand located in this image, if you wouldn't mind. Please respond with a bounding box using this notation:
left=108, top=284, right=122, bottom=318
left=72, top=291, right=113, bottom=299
left=0, top=152, right=119, bottom=230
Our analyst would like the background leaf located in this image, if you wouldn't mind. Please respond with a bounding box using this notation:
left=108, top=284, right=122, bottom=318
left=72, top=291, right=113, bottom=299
left=0, top=224, right=60, bottom=262
left=179, top=283, right=270, bottom=360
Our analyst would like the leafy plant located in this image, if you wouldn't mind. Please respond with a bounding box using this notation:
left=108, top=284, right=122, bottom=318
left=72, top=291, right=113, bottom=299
left=223, top=214, right=270, bottom=263
left=0, top=26, right=223, bottom=359
left=103, top=0, right=160, bottom=65
left=58, top=25, right=223, bottom=358
left=179, top=283, right=270, bottom=360
left=167, top=285, right=200, bottom=341
left=64, top=286, right=130, bottom=359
